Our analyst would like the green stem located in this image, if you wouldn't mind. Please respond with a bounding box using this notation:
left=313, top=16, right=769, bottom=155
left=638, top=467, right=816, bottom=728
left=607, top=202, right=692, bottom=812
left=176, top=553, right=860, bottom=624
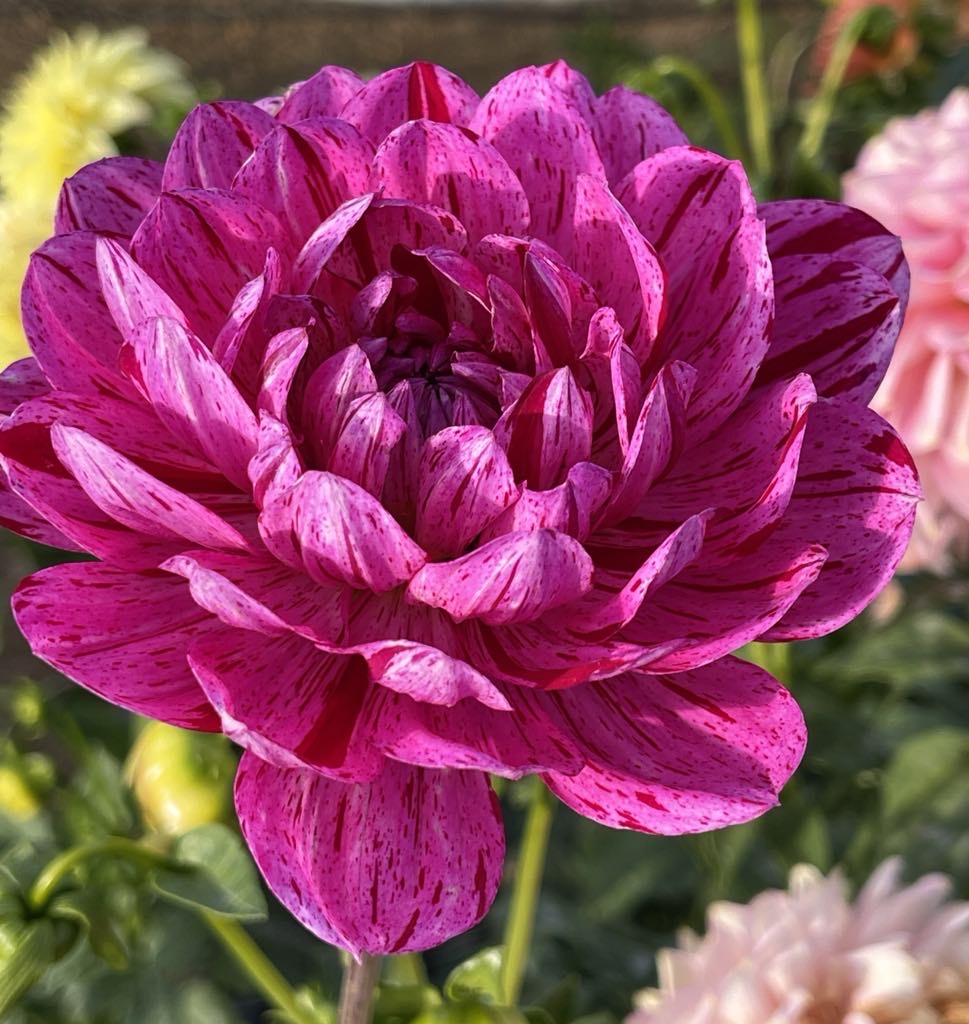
left=736, top=0, right=773, bottom=182
left=646, top=56, right=745, bottom=160
left=203, top=911, right=317, bottom=1024
left=338, top=953, right=381, bottom=1024
left=501, top=782, right=554, bottom=1006
left=797, top=9, right=872, bottom=163
left=27, top=837, right=177, bottom=912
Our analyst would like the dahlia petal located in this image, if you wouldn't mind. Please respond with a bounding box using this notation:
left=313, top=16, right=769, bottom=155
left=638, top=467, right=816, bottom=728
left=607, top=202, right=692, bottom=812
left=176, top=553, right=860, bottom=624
left=96, top=237, right=186, bottom=345
left=538, top=60, right=598, bottom=123
left=488, top=274, right=537, bottom=373
left=328, top=392, right=407, bottom=497
left=471, top=66, right=606, bottom=255
left=605, top=361, right=696, bottom=525
left=497, top=367, right=594, bottom=490
left=0, top=358, right=48, bottom=414
left=132, top=317, right=258, bottom=489
left=617, top=148, right=773, bottom=436
left=234, top=119, right=374, bottom=243
left=0, top=467, right=81, bottom=549
left=541, top=657, right=806, bottom=833
left=12, top=563, right=219, bottom=730
left=593, top=86, right=688, bottom=186
left=483, top=461, right=613, bottom=542
left=372, top=120, right=530, bottom=244
left=259, top=470, right=426, bottom=592
left=276, top=65, right=366, bottom=123
left=162, top=101, right=275, bottom=191
left=756, top=256, right=901, bottom=405
left=131, top=188, right=289, bottom=344
left=235, top=754, right=503, bottom=955
left=341, top=62, right=480, bottom=145
left=522, top=250, right=581, bottom=366
left=291, top=192, right=375, bottom=293
left=572, top=173, right=665, bottom=359
left=50, top=424, right=249, bottom=551
left=301, top=344, right=378, bottom=466
left=760, top=198, right=910, bottom=310
left=55, top=157, right=163, bottom=235
left=190, top=629, right=380, bottom=778
left=257, top=328, right=309, bottom=423
left=415, top=425, right=518, bottom=558
left=21, top=233, right=131, bottom=396
left=623, top=541, right=827, bottom=672
left=248, top=412, right=303, bottom=508
left=407, top=529, right=593, bottom=626
left=761, top=401, right=920, bottom=640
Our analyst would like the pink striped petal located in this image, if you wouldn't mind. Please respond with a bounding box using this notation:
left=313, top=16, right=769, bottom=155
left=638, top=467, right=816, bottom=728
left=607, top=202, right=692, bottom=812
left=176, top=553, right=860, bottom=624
left=257, top=328, right=309, bottom=423
left=415, top=425, right=518, bottom=558
left=327, top=392, right=407, bottom=497
left=408, top=529, right=593, bottom=625
left=21, top=233, right=131, bottom=396
left=249, top=412, right=302, bottom=508
left=162, top=101, right=275, bottom=190
left=291, top=192, right=375, bottom=293
left=762, top=401, right=920, bottom=640
left=760, top=198, right=909, bottom=310
left=259, top=470, right=426, bottom=592
left=616, top=148, right=773, bottom=436
left=235, top=754, right=503, bottom=955
left=234, top=119, right=374, bottom=243
left=0, top=358, right=48, bottom=413
left=471, top=66, right=606, bottom=256
left=342, top=62, right=480, bottom=145
left=756, top=256, right=901, bottom=404
left=131, top=189, right=288, bottom=344
left=55, top=157, right=162, bottom=235
left=372, top=120, right=530, bottom=245
left=301, top=344, right=378, bottom=466
left=572, top=173, right=665, bottom=360
left=12, top=563, right=219, bottom=729
left=276, top=65, right=365, bottom=123
left=190, top=629, right=379, bottom=778
left=593, top=86, right=688, bottom=186
left=541, top=657, right=805, bottom=833
left=132, top=317, right=258, bottom=489
left=51, top=424, right=249, bottom=551
left=96, top=237, right=186, bottom=344
left=497, top=367, right=594, bottom=491
left=0, top=467, right=81, bottom=550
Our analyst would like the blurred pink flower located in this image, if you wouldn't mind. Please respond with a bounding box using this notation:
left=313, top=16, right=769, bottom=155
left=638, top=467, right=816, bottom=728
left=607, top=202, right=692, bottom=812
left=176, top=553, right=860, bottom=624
left=630, top=858, right=969, bottom=1024
left=0, top=61, right=917, bottom=954
left=844, top=89, right=969, bottom=572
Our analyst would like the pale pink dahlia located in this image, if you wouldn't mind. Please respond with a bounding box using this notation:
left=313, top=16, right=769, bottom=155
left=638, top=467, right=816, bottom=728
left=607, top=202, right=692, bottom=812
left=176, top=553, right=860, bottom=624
left=629, top=859, right=969, bottom=1023
left=0, top=62, right=917, bottom=954
left=843, top=88, right=969, bottom=571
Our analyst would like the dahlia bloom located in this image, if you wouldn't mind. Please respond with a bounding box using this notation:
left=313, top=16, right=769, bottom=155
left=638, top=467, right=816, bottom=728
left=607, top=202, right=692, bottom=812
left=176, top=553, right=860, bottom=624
left=843, top=88, right=969, bottom=572
left=0, top=61, right=917, bottom=954
left=630, top=858, right=969, bottom=1023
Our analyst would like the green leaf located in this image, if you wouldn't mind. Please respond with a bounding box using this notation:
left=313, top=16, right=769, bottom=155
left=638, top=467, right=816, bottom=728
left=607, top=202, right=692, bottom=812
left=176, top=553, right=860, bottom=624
left=444, top=947, right=504, bottom=1004
left=881, top=727, right=969, bottom=824
left=50, top=890, right=130, bottom=970
left=0, top=916, right=57, bottom=1015
left=153, top=823, right=267, bottom=920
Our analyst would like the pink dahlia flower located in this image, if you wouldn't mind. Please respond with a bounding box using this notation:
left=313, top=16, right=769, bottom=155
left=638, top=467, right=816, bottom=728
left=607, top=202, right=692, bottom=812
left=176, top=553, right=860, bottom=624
left=629, top=858, right=969, bottom=1023
left=843, top=88, right=969, bottom=572
left=0, top=61, right=917, bottom=955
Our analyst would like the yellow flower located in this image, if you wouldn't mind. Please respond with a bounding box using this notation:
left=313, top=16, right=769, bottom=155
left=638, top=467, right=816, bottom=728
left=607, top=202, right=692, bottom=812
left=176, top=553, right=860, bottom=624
left=0, top=27, right=193, bottom=364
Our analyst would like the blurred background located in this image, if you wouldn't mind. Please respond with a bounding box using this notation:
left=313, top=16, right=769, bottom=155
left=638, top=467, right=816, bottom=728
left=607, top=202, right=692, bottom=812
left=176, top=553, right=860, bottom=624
left=1, top=1, right=968, bottom=1023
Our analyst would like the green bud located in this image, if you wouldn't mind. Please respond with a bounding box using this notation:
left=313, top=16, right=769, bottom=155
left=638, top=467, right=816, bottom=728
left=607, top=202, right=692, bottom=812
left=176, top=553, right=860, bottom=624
left=0, top=765, right=40, bottom=821
left=125, top=722, right=235, bottom=836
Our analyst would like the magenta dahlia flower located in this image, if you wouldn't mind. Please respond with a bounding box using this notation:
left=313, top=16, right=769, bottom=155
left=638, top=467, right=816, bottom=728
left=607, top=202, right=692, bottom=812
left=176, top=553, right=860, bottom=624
left=0, top=61, right=917, bottom=955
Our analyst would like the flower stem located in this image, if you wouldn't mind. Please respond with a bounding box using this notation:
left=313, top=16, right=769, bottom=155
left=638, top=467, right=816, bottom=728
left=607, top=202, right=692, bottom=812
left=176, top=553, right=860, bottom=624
left=797, top=9, right=872, bottom=164
left=736, top=0, right=773, bottom=183
left=27, top=837, right=177, bottom=913
left=643, top=56, right=745, bottom=160
left=501, top=781, right=554, bottom=1006
left=202, top=911, right=317, bottom=1024
left=338, top=953, right=381, bottom=1024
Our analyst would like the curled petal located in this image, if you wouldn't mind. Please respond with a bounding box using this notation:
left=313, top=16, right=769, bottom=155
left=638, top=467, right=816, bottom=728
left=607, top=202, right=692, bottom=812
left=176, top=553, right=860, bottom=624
left=291, top=193, right=375, bottom=293
left=56, top=157, right=162, bottom=235
left=342, top=61, right=480, bottom=145
left=593, top=86, right=688, bottom=186
left=408, top=529, right=593, bottom=625
left=235, top=753, right=504, bottom=955
left=415, top=425, right=518, bottom=558
left=276, top=65, right=366, bottom=123
left=260, top=470, right=427, bottom=592
left=248, top=413, right=303, bottom=508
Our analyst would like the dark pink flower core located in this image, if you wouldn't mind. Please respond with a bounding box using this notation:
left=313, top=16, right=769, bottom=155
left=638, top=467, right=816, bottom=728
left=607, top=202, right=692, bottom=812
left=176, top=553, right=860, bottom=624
left=0, top=62, right=918, bottom=955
